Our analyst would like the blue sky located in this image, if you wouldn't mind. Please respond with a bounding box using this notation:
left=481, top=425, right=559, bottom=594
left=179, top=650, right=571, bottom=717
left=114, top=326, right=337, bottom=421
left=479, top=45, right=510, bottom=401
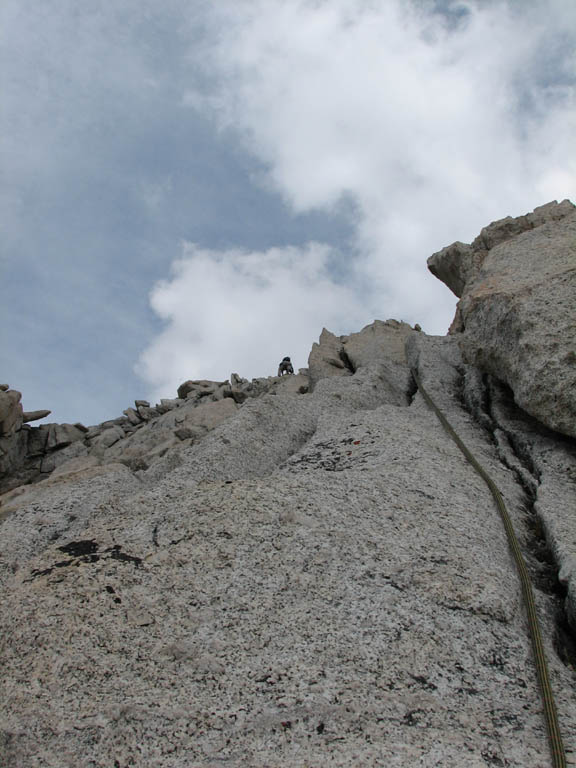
left=1, top=0, right=575, bottom=426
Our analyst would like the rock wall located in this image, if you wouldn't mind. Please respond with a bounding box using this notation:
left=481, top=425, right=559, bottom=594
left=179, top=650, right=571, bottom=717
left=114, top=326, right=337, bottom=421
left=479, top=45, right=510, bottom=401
left=429, top=199, right=576, bottom=438
left=1, top=205, right=575, bottom=767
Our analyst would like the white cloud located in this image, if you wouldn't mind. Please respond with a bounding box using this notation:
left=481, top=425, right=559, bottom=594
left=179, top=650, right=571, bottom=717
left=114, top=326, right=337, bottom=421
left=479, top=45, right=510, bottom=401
left=136, top=242, right=370, bottom=401
left=194, top=0, right=575, bottom=235
left=138, top=0, right=576, bottom=395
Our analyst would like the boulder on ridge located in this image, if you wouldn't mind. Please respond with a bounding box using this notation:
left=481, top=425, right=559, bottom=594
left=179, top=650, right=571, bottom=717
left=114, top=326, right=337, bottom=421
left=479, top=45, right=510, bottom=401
left=0, top=390, right=23, bottom=437
left=22, top=410, right=51, bottom=424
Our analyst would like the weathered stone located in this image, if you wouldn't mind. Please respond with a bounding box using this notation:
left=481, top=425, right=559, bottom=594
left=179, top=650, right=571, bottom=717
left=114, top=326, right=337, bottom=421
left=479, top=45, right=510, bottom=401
left=119, top=456, right=149, bottom=472
left=51, top=455, right=101, bottom=478
left=0, top=459, right=139, bottom=520
left=472, top=198, right=575, bottom=252
left=156, top=398, right=186, bottom=414
left=101, top=417, right=129, bottom=429
left=230, top=373, right=248, bottom=386
left=26, top=426, right=50, bottom=457
left=210, top=384, right=227, bottom=401
left=23, top=455, right=43, bottom=472
left=0, top=384, right=9, bottom=391
left=103, top=398, right=238, bottom=466
left=176, top=380, right=195, bottom=399
left=270, top=372, right=310, bottom=396
left=223, top=388, right=247, bottom=404
left=45, top=423, right=86, bottom=451
left=232, top=377, right=272, bottom=400
left=174, top=427, right=194, bottom=441
left=135, top=399, right=150, bottom=408
left=126, top=608, right=155, bottom=627
left=90, top=425, right=125, bottom=450
left=136, top=405, right=159, bottom=421
left=430, top=200, right=576, bottom=437
left=343, top=318, right=413, bottom=368
left=123, top=407, right=142, bottom=426
left=41, top=442, right=88, bottom=473
left=427, top=240, right=478, bottom=298
left=0, top=430, right=29, bottom=492
left=307, top=328, right=351, bottom=389
left=190, top=399, right=239, bottom=431
left=0, top=390, right=23, bottom=437
left=22, top=410, right=51, bottom=423
left=429, top=199, right=575, bottom=300
left=141, top=438, right=179, bottom=463
left=177, top=379, right=222, bottom=400
left=160, top=398, right=184, bottom=410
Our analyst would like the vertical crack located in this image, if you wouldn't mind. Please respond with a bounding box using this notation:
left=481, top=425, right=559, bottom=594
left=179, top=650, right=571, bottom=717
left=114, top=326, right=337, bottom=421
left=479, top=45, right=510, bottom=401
left=458, top=368, right=576, bottom=666
left=338, top=348, right=356, bottom=374
left=407, top=373, right=418, bottom=405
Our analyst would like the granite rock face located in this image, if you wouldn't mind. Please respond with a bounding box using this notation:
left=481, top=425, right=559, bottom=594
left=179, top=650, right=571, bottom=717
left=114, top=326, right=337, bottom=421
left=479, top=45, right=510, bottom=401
left=1, top=207, right=576, bottom=767
left=429, top=199, right=576, bottom=438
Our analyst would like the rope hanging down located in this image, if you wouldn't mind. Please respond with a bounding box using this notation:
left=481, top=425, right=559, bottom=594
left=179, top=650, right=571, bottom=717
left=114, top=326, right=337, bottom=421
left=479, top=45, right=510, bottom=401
left=412, top=370, right=566, bottom=768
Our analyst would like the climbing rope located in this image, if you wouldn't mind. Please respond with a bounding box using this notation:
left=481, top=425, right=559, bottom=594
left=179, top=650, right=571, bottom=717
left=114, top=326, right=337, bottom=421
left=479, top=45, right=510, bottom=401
left=412, top=370, right=566, bottom=768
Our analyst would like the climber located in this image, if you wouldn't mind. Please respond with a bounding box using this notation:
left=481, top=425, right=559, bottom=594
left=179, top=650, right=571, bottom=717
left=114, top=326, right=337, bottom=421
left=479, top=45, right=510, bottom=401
left=277, top=356, right=294, bottom=376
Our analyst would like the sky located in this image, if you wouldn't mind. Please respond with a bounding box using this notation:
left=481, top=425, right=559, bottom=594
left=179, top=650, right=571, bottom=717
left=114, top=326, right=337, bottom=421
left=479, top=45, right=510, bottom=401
left=1, top=0, right=575, bottom=426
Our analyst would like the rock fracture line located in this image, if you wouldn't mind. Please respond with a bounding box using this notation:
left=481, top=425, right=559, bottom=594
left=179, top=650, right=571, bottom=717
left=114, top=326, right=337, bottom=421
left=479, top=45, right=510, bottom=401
left=413, top=370, right=566, bottom=768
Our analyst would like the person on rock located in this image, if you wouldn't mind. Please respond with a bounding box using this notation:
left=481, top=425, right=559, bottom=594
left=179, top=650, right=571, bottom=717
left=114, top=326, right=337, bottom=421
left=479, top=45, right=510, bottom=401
left=278, top=357, right=294, bottom=376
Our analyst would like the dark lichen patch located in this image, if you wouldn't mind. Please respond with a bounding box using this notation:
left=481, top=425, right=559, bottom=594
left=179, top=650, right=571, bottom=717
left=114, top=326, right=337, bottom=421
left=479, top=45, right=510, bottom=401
left=58, top=540, right=99, bottom=558
left=27, top=542, right=143, bottom=581
left=104, top=545, right=143, bottom=568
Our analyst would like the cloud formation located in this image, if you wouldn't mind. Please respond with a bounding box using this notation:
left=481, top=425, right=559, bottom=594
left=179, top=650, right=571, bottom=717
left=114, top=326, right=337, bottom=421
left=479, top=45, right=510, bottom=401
left=137, top=0, right=575, bottom=399
left=137, top=241, right=367, bottom=402
left=198, top=0, right=575, bottom=211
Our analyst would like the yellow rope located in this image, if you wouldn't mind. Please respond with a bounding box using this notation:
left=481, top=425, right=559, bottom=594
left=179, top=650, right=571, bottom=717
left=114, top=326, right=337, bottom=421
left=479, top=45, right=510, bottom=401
left=413, top=370, right=566, bottom=768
